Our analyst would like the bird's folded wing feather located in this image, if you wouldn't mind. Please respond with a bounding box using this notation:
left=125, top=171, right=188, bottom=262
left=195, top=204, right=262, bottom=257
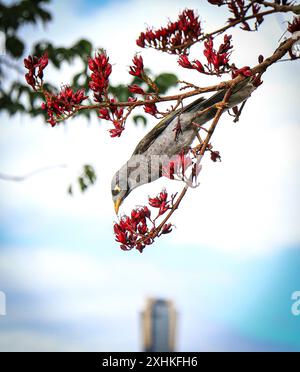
left=132, top=78, right=252, bottom=156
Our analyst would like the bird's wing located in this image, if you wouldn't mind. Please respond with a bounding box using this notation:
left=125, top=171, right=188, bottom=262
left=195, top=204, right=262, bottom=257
left=132, top=78, right=252, bottom=155
left=132, top=96, right=205, bottom=155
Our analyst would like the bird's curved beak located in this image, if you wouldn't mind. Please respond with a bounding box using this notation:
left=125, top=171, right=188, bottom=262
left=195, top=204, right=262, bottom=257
left=114, top=197, right=122, bottom=215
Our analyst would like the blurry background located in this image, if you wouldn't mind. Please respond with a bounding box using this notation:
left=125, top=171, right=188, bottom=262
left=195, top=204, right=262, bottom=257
left=0, top=0, right=299, bottom=351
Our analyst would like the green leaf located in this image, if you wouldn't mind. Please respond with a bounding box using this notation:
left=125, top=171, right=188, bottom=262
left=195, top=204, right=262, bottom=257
left=72, top=39, right=93, bottom=57
left=154, top=73, right=178, bottom=94
left=78, top=177, right=87, bottom=192
left=5, top=35, right=24, bottom=58
left=83, top=164, right=97, bottom=184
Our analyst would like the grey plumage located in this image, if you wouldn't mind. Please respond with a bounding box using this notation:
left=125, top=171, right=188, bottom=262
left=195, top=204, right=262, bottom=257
left=112, top=78, right=255, bottom=213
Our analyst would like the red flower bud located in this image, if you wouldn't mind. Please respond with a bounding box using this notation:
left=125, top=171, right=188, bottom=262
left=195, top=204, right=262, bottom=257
left=109, top=126, right=124, bottom=138
left=178, top=55, right=193, bottom=69
left=148, top=197, right=161, bottom=208
left=161, top=223, right=173, bottom=234
left=99, top=108, right=110, bottom=120
left=144, top=103, right=158, bottom=116
left=24, top=52, right=48, bottom=89
left=129, top=55, right=144, bottom=78
left=128, top=84, right=146, bottom=95
left=193, top=60, right=204, bottom=73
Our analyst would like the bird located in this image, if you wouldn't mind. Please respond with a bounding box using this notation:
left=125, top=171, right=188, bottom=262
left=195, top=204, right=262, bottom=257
left=112, top=78, right=256, bottom=214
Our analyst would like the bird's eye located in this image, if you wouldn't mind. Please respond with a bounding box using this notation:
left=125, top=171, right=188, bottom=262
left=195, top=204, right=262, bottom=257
left=112, top=185, right=121, bottom=196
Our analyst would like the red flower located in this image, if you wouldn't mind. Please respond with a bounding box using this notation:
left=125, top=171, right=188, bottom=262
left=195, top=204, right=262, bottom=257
left=128, top=84, right=146, bottom=95
left=98, top=108, right=110, bottom=120
left=161, top=223, right=173, bottom=234
left=98, top=99, right=126, bottom=138
left=24, top=53, right=49, bottom=89
left=159, top=190, right=168, bottom=202
left=148, top=189, right=169, bottom=212
left=148, top=197, right=162, bottom=208
left=42, top=86, right=88, bottom=127
left=128, top=97, right=138, bottom=103
left=136, top=9, right=202, bottom=54
left=193, top=60, right=204, bottom=73
left=178, top=55, right=193, bottom=69
left=109, top=125, right=124, bottom=138
left=88, top=51, right=112, bottom=103
left=113, top=189, right=173, bottom=252
left=144, top=103, right=158, bottom=116
left=203, top=35, right=232, bottom=74
left=178, top=55, right=205, bottom=73
left=231, top=66, right=252, bottom=78
left=159, top=201, right=169, bottom=216
left=129, top=55, right=144, bottom=78
left=210, top=150, right=221, bottom=162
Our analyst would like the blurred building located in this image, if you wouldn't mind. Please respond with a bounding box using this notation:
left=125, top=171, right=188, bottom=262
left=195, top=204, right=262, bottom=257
left=141, top=298, right=177, bottom=352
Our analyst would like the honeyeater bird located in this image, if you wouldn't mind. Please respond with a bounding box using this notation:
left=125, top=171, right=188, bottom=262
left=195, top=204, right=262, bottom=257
left=112, top=78, right=255, bottom=214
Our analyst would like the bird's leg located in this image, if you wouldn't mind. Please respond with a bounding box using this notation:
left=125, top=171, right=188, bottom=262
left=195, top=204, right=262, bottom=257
left=233, top=99, right=248, bottom=123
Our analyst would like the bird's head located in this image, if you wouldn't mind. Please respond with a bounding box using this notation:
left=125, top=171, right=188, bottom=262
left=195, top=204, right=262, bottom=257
left=111, top=166, right=130, bottom=215
left=111, top=157, right=152, bottom=214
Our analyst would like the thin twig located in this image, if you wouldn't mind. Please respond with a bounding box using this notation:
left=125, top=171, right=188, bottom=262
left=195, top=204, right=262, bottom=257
left=0, top=164, right=67, bottom=182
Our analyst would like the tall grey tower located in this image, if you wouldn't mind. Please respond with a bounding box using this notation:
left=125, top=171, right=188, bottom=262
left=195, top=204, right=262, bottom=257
left=142, top=298, right=176, bottom=352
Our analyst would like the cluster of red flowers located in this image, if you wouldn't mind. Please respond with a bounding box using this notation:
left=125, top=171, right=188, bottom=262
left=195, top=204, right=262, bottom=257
left=42, top=86, right=88, bottom=127
left=229, top=1, right=263, bottom=31
left=113, top=189, right=173, bottom=252
left=88, top=52, right=129, bottom=137
left=178, top=55, right=204, bottom=73
left=208, top=0, right=264, bottom=31
left=129, top=54, right=145, bottom=78
left=178, top=34, right=232, bottom=75
left=128, top=55, right=160, bottom=117
left=24, top=53, right=48, bottom=89
left=203, top=35, right=233, bottom=74
left=88, top=52, right=112, bottom=102
left=136, top=9, right=202, bottom=54
left=98, top=98, right=126, bottom=138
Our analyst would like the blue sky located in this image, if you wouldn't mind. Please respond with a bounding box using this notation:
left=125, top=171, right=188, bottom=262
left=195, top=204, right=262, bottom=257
left=0, top=0, right=299, bottom=351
